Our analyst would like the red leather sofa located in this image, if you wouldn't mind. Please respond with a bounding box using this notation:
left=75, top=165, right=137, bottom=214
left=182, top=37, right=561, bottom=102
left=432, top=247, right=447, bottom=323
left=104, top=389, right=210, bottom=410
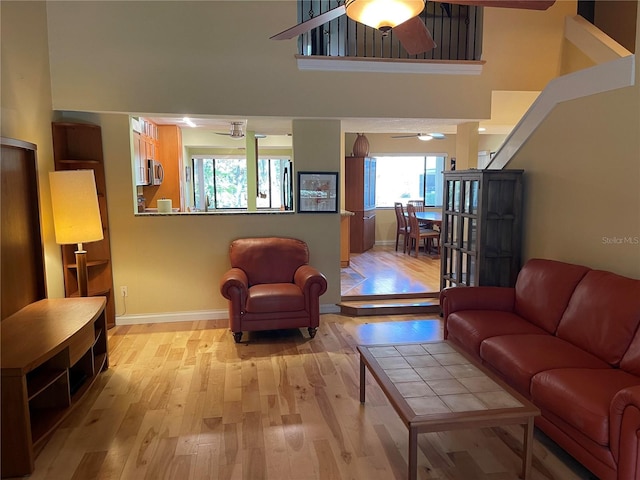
left=440, top=258, right=640, bottom=480
left=220, top=237, right=327, bottom=343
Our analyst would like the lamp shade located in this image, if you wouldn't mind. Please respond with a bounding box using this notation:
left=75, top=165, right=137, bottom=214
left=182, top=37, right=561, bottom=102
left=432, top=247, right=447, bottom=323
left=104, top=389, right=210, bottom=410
left=345, top=0, right=425, bottom=31
left=49, top=170, right=103, bottom=245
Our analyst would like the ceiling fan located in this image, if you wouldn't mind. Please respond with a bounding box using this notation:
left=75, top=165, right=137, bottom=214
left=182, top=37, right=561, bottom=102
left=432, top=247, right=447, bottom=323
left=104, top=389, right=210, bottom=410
left=392, top=132, right=447, bottom=140
left=271, top=0, right=555, bottom=56
left=216, top=122, right=266, bottom=139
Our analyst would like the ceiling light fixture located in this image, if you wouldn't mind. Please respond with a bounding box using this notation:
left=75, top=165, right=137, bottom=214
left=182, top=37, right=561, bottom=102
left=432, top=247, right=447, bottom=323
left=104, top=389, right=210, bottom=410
left=345, top=0, right=425, bottom=32
left=183, top=117, right=196, bottom=127
left=478, top=127, right=486, bottom=132
left=418, top=134, right=433, bottom=141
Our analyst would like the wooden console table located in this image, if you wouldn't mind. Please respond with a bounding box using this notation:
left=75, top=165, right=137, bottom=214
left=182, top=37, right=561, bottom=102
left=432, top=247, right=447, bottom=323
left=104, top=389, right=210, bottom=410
left=1, top=297, right=108, bottom=478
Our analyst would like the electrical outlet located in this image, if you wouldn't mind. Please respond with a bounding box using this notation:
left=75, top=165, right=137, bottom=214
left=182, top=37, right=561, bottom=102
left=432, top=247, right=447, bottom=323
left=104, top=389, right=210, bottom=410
left=120, top=286, right=128, bottom=297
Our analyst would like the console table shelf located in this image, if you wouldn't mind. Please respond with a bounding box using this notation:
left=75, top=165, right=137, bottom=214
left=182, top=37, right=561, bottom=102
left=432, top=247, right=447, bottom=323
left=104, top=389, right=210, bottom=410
left=1, top=297, right=108, bottom=478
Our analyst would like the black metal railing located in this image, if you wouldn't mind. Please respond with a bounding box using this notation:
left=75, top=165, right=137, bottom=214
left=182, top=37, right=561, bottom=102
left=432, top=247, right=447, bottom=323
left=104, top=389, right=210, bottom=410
left=298, top=0, right=483, bottom=61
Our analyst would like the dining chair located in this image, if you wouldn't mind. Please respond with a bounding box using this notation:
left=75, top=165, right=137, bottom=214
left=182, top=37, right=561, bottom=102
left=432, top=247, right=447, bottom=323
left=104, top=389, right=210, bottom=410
left=407, top=199, right=430, bottom=227
left=406, top=204, right=440, bottom=258
left=407, top=199, right=425, bottom=211
left=394, top=202, right=409, bottom=253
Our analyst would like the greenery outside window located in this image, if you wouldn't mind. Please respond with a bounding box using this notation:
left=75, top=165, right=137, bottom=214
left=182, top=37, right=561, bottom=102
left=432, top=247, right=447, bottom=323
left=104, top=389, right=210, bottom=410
left=192, top=156, right=292, bottom=211
left=374, top=155, right=445, bottom=207
left=193, top=156, right=247, bottom=210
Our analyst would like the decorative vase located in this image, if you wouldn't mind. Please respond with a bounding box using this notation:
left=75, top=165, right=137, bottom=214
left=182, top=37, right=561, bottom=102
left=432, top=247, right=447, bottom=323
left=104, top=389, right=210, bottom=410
left=352, top=133, right=370, bottom=157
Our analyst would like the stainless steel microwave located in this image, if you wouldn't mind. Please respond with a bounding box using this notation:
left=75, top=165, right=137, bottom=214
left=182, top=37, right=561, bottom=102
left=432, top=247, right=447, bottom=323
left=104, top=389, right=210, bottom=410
left=149, top=159, right=164, bottom=185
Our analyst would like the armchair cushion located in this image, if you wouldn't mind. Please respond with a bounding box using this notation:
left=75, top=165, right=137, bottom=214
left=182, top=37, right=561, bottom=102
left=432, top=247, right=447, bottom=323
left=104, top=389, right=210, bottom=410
left=246, top=283, right=304, bottom=313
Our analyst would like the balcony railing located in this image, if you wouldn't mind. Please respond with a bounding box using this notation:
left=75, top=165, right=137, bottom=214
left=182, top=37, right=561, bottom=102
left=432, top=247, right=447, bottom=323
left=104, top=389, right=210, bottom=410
left=297, top=0, right=483, bottom=61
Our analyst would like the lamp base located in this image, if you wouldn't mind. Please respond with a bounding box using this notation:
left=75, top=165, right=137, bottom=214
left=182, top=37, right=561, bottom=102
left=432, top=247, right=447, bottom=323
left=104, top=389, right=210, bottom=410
left=75, top=250, right=89, bottom=297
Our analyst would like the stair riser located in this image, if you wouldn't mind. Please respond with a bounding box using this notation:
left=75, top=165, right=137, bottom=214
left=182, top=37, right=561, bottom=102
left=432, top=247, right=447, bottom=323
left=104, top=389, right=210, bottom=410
left=340, top=305, right=441, bottom=316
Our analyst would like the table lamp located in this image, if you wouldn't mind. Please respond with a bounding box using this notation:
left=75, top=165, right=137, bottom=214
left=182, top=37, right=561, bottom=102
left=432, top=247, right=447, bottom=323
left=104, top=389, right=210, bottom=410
left=49, top=170, right=103, bottom=297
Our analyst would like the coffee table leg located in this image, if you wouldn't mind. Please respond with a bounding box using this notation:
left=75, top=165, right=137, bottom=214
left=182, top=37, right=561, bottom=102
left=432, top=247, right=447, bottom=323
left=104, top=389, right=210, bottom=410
left=360, top=354, right=366, bottom=404
left=522, top=417, right=534, bottom=479
left=408, top=426, right=418, bottom=480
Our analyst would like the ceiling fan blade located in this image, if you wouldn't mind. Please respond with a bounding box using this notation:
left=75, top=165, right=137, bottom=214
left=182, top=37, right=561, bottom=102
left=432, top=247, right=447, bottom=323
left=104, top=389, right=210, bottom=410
left=270, top=5, right=346, bottom=40
left=443, top=0, right=555, bottom=10
left=392, top=16, right=437, bottom=55
left=391, top=134, right=419, bottom=138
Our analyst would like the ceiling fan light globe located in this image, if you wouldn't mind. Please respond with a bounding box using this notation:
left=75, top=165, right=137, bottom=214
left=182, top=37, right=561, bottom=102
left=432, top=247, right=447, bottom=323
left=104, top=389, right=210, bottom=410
left=345, top=0, right=425, bottom=30
left=418, top=134, right=433, bottom=141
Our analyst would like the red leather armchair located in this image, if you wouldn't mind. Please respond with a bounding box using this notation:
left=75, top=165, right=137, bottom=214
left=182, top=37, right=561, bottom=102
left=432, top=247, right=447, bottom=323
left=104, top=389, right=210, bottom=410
left=219, top=237, right=328, bottom=343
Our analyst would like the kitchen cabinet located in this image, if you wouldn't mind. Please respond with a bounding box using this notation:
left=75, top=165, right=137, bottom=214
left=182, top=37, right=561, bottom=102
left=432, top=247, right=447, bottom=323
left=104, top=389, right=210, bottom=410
left=141, top=124, right=182, bottom=210
left=345, top=156, right=376, bottom=253
left=133, top=117, right=159, bottom=186
left=440, top=169, right=523, bottom=289
left=340, top=211, right=353, bottom=267
left=52, top=122, right=115, bottom=329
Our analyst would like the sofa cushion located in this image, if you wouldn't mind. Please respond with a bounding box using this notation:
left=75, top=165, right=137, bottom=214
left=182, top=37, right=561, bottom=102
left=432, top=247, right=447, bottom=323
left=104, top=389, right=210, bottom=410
left=480, top=334, right=610, bottom=396
left=531, top=368, right=640, bottom=447
left=620, top=325, right=640, bottom=376
left=246, top=283, right=304, bottom=313
left=447, top=310, right=547, bottom=356
left=514, top=259, right=590, bottom=333
left=556, top=270, right=640, bottom=365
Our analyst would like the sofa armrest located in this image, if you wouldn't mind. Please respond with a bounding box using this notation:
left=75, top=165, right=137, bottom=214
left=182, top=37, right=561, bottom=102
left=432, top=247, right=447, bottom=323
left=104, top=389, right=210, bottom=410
left=440, top=286, right=516, bottom=319
left=610, top=384, right=640, bottom=476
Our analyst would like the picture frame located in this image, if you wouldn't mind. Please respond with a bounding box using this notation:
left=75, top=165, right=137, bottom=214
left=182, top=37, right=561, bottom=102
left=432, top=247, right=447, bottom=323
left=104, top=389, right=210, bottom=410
left=297, top=171, right=339, bottom=213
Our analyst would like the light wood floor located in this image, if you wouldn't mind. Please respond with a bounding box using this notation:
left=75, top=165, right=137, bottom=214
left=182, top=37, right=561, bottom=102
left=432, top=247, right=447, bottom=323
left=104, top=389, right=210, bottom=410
left=26, top=313, right=595, bottom=480
left=341, top=245, right=441, bottom=297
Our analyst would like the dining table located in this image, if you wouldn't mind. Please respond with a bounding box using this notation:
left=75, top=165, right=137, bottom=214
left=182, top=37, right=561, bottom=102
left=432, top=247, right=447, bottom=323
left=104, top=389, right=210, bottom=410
left=413, top=211, right=442, bottom=225
left=405, top=210, right=443, bottom=228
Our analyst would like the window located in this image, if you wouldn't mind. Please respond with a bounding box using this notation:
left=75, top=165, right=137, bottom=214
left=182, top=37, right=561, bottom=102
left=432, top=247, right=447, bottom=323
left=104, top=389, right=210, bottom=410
left=374, top=155, right=445, bottom=207
left=191, top=156, right=292, bottom=211
left=257, top=158, right=293, bottom=210
left=193, top=157, right=247, bottom=210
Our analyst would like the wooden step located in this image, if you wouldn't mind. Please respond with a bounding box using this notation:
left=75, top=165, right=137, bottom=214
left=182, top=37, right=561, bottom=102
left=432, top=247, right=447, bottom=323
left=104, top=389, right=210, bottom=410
left=338, top=296, right=441, bottom=316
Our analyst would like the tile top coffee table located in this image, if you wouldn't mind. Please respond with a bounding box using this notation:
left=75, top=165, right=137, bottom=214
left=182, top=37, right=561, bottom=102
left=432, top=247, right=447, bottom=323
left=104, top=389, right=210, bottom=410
left=358, top=340, right=540, bottom=480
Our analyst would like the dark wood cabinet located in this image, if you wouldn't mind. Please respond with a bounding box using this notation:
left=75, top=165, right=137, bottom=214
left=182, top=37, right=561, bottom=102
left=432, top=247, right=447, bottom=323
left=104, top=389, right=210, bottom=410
left=52, top=122, right=115, bottom=328
left=440, top=169, right=523, bottom=289
left=345, top=156, right=376, bottom=253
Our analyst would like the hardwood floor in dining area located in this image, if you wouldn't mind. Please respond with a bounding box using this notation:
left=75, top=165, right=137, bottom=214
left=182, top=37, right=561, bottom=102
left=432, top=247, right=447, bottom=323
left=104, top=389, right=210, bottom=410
left=341, top=245, right=441, bottom=298
left=26, top=311, right=595, bottom=480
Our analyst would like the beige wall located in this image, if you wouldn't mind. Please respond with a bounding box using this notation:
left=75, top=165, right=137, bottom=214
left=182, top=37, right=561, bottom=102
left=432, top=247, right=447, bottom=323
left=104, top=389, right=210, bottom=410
left=508, top=1, right=640, bottom=278
left=0, top=1, right=65, bottom=298
left=100, top=115, right=343, bottom=317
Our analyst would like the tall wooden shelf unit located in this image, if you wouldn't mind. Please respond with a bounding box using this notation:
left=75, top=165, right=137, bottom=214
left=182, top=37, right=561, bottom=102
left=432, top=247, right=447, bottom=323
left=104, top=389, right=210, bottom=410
left=52, top=122, right=115, bottom=328
left=440, top=169, right=524, bottom=290
left=345, top=156, right=376, bottom=253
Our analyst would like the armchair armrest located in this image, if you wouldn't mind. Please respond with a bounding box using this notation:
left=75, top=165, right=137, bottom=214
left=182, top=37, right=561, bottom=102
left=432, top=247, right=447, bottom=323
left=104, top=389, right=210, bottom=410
left=610, top=384, right=640, bottom=475
left=219, top=268, right=249, bottom=331
left=220, top=267, right=248, bottom=299
left=440, top=286, right=515, bottom=320
left=294, top=265, right=328, bottom=298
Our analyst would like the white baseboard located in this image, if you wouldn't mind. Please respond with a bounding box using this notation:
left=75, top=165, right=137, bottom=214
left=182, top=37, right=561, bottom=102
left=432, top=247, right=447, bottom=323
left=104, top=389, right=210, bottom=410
left=116, top=303, right=341, bottom=325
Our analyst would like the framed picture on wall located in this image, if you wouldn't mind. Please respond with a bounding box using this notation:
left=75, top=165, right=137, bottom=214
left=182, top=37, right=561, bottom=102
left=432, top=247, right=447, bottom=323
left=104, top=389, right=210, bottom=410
left=297, top=171, right=339, bottom=213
